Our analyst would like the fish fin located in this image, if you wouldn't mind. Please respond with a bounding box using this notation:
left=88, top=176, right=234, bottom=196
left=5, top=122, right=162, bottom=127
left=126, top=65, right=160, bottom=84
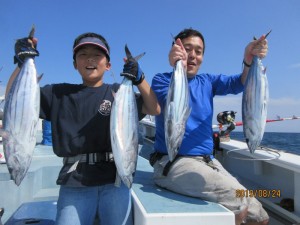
left=114, top=173, right=121, bottom=187
left=165, top=102, right=175, bottom=134
left=167, top=101, right=175, bottom=117
left=183, top=107, right=192, bottom=121
left=124, top=44, right=145, bottom=62
left=134, top=52, right=146, bottom=61
left=264, top=30, right=272, bottom=39
left=67, top=160, right=79, bottom=173
left=0, top=99, right=5, bottom=111
left=263, top=67, right=267, bottom=75
left=37, top=73, right=44, bottom=82
left=28, top=25, right=35, bottom=38
left=253, top=30, right=272, bottom=41
left=125, top=44, right=133, bottom=60
left=111, top=90, right=116, bottom=98
left=0, top=129, right=9, bottom=139
left=170, top=33, right=176, bottom=42
left=110, top=71, right=117, bottom=82
left=122, top=176, right=133, bottom=189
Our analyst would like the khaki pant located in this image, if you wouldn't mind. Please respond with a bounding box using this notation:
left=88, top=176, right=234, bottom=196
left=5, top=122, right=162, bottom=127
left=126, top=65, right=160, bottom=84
left=153, top=155, right=269, bottom=223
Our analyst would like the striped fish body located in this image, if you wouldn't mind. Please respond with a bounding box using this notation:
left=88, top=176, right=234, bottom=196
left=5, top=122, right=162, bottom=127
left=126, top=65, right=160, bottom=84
left=110, top=77, right=139, bottom=188
left=3, top=58, right=40, bottom=185
left=164, top=60, right=191, bottom=162
left=242, top=56, right=269, bottom=153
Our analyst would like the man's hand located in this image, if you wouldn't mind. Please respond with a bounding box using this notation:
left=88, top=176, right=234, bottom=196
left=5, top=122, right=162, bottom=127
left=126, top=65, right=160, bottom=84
left=244, top=32, right=269, bottom=66
left=169, top=38, right=188, bottom=68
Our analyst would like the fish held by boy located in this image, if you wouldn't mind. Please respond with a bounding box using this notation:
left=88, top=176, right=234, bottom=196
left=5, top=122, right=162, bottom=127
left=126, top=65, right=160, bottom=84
left=1, top=27, right=40, bottom=186
left=110, top=45, right=140, bottom=189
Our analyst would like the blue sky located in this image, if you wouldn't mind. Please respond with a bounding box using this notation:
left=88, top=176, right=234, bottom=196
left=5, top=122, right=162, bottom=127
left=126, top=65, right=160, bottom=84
left=0, top=0, right=299, bottom=132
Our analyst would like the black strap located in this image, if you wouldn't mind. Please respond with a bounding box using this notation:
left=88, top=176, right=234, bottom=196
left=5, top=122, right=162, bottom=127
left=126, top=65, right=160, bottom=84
left=150, top=153, right=216, bottom=176
left=203, top=155, right=219, bottom=171
left=203, top=155, right=212, bottom=163
left=149, top=152, right=164, bottom=166
left=0, top=207, right=4, bottom=217
left=163, top=155, right=179, bottom=176
left=163, top=155, right=217, bottom=175
left=64, top=152, right=114, bottom=164
left=149, top=151, right=178, bottom=176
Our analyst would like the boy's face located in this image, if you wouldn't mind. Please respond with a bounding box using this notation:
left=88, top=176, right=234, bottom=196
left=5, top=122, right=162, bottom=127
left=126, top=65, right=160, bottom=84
left=74, top=45, right=111, bottom=87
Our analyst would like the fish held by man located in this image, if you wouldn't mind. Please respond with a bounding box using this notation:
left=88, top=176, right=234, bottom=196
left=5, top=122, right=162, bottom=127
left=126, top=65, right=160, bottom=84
left=164, top=60, right=191, bottom=162
left=110, top=45, right=139, bottom=189
left=1, top=27, right=40, bottom=186
left=242, top=55, right=269, bottom=154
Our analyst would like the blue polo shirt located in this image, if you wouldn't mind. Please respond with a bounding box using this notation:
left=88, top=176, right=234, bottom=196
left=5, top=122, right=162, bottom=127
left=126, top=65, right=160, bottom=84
left=151, top=72, right=244, bottom=156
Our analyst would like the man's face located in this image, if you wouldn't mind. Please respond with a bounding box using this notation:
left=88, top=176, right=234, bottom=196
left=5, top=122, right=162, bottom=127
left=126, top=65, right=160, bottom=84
left=181, top=36, right=204, bottom=77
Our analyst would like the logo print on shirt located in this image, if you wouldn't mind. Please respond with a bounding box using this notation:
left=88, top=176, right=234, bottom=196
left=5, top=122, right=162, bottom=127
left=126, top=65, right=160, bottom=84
left=98, top=100, right=111, bottom=116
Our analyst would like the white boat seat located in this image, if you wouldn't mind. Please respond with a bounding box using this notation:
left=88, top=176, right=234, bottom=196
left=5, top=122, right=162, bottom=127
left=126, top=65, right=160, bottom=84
left=132, top=149, right=235, bottom=225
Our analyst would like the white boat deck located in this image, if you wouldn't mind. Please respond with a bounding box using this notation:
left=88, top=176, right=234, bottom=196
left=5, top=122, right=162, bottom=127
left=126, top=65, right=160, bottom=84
left=132, top=153, right=234, bottom=225
left=139, top=117, right=300, bottom=225
left=1, top=118, right=300, bottom=224
left=4, top=201, right=57, bottom=225
left=0, top=133, right=234, bottom=225
left=0, top=132, right=62, bottom=223
left=217, top=139, right=300, bottom=224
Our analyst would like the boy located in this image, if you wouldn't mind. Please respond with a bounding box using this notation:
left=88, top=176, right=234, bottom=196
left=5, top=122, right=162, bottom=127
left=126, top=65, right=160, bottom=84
left=7, top=31, right=160, bottom=225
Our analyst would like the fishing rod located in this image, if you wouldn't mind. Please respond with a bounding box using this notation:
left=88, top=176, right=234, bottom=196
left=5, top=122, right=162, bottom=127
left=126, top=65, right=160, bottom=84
left=212, top=114, right=300, bottom=129
left=212, top=111, right=294, bottom=161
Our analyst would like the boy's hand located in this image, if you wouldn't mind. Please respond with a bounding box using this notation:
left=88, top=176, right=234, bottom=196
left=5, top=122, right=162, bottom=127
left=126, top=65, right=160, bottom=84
left=14, top=37, right=39, bottom=68
left=121, top=57, right=145, bottom=85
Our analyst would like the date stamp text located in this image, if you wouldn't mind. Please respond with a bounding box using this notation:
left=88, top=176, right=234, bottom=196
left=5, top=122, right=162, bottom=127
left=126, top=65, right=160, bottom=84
left=236, top=189, right=281, bottom=198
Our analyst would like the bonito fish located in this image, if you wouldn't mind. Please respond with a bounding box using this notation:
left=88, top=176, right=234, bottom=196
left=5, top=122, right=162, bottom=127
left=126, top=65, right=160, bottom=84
left=2, top=57, right=40, bottom=185
left=110, top=45, right=139, bottom=189
left=242, top=56, right=269, bottom=153
left=165, top=60, right=191, bottom=162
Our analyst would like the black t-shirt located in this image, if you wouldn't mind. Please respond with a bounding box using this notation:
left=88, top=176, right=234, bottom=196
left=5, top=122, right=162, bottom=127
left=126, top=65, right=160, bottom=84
left=40, top=83, right=145, bottom=186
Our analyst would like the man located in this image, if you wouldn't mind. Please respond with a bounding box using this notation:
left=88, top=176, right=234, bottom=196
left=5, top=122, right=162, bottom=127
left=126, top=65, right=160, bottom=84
left=151, top=28, right=269, bottom=225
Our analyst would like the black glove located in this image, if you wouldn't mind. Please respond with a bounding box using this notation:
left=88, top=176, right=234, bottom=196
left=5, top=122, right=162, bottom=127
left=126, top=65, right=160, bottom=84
left=120, top=57, right=145, bottom=85
left=14, top=38, right=39, bottom=67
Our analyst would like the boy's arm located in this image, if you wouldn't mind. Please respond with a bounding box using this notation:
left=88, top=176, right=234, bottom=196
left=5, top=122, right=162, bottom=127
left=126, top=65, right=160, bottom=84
left=120, top=45, right=161, bottom=116
left=5, top=67, right=20, bottom=98
left=136, top=79, right=161, bottom=116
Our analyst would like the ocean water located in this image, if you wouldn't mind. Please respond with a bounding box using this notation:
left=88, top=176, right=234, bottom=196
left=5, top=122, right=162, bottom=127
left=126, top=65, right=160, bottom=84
left=229, top=132, right=300, bottom=155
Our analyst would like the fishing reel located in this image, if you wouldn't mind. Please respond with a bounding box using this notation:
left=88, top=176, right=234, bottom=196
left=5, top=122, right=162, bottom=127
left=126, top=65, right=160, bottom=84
left=217, top=111, right=236, bottom=125
left=217, top=111, right=237, bottom=138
